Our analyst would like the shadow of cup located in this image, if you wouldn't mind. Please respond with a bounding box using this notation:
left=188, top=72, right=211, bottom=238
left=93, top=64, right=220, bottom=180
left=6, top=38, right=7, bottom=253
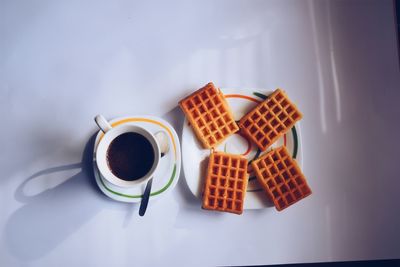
left=4, top=134, right=127, bottom=261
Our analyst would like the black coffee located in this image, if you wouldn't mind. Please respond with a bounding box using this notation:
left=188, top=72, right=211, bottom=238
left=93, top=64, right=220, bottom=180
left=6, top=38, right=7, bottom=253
left=107, top=132, right=155, bottom=181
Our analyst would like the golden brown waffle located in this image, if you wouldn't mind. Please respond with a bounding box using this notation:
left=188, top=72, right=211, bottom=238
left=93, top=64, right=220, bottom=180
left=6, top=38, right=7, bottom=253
left=202, top=151, right=248, bottom=214
left=251, top=146, right=311, bottom=211
left=238, top=89, right=302, bottom=151
left=179, top=82, right=239, bottom=149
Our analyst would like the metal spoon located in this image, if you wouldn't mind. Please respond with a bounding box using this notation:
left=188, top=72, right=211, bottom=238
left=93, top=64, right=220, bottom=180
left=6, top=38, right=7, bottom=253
left=139, top=178, right=153, bottom=216
left=139, top=131, right=169, bottom=216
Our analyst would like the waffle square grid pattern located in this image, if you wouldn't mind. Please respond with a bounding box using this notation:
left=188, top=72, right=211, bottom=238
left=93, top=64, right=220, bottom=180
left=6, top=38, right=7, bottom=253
left=179, top=83, right=239, bottom=149
left=202, top=152, right=248, bottom=214
left=239, top=89, right=302, bottom=151
left=251, top=146, right=311, bottom=211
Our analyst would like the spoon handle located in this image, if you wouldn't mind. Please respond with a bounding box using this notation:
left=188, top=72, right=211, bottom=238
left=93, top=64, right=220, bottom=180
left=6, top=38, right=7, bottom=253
left=139, top=178, right=153, bottom=216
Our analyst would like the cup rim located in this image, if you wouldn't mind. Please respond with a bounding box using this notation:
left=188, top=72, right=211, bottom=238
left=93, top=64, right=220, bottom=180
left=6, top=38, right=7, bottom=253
left=95, top=124, right=160, bottom=188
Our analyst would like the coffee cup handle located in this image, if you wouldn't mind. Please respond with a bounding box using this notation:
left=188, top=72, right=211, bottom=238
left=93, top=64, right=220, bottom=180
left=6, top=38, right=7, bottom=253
left=154, top=131, right=169, bottom=157
left=94, top=115, right=112, bottom=133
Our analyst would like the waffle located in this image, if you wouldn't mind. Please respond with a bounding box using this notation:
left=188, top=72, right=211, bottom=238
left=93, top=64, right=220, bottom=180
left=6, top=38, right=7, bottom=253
left=251, top=146, right=311, bottom=211
left=238, top=89, right=302, bottom=151
left=179, top=82, right=239, bottom=149
left=202, top=151, right=248, bottom=214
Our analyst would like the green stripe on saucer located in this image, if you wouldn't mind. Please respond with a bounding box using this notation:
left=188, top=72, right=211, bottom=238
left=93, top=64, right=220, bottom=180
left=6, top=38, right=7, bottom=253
left=100, top=164, right=177, bottom=199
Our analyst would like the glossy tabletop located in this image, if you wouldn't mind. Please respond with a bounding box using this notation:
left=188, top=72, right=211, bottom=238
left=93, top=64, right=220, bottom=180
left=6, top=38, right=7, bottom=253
left=1, top=0, right=399, bottom=266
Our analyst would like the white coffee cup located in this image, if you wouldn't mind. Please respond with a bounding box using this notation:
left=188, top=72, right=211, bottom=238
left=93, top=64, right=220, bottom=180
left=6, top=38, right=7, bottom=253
left=94, top=115, right=169, bottom=188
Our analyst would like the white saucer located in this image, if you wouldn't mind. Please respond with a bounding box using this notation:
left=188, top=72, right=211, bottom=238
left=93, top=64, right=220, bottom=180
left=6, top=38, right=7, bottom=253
left=181, top=88, right=303, bottom=209
left=93, top=116, right=181, bottom=203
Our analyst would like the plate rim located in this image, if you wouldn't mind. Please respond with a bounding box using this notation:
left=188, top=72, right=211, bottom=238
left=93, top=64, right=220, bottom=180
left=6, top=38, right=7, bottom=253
left=181, top=88, right=303, bottom=209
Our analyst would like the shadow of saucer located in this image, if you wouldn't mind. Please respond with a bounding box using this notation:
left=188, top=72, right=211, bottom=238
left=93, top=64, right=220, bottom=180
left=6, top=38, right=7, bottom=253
left=3, top=134, right=128, bottom=261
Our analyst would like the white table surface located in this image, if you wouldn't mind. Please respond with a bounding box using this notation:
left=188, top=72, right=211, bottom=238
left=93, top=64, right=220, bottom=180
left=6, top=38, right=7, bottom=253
left=1, top=0, right=399, bottom=266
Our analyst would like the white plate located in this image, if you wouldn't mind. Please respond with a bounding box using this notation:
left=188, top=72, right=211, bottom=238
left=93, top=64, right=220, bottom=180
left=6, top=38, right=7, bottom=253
left=182, top=88, right=303, bottom=209
left=93, top=116, right=181, bottom=203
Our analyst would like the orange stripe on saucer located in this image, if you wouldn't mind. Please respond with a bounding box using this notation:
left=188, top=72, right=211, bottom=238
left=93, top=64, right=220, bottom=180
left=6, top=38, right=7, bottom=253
left=99, top=118, right=177, bottom=158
